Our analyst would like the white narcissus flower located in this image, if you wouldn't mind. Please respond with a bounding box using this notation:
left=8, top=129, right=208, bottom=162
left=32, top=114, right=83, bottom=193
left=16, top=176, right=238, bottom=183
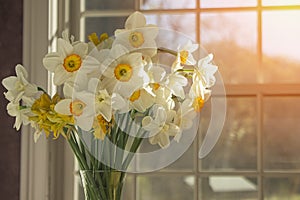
left=196, top=54, right=218, bottom=88
left=113, top=11, right=159, bottom=57
left=164, top=73, right=188, bottom=99
left=55, top=78, right=112, bottom=131
left=142, top=105, right=180, bottom=149
left=146, top=65, right=175, bottom=110
left=55, top=92, right=95, bottom=131
left=189, top=78, right=211, bottom=113
left=43, top=36, right=88, bottom=86
left=173, top=100, right=197, bottom=142
left=6, top=102, right=31, bottom=131
left=111, top=93, right=130, bottom=114
left=102, top=46, right=150, bottom=98
left=129, top=88, right=155, bottom=113
left=178, top=40, right=198, bottom=65
left=2, top=64, right=38, bottom=104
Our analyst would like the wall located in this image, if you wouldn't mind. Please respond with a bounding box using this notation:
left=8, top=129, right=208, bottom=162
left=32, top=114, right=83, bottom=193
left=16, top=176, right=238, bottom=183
left=0, top=0, right=23, bottom=199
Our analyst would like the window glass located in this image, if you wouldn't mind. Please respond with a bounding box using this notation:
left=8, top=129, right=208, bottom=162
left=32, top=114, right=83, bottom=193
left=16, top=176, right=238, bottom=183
left=200, top=97, right=257, bottom=171
left=264, top=177, right=300, bottom=199
left=200, top=12, right=258, bottom=84
left=263, top=0, right=300, bottom=6
left=85, top=17, right=127, bottom=40
left=137, top=175, right=194, bottom=200
left=262, top=11, right=300, bottom=83
left=200, top=0, right=257, bottom=8
left=199, top=176, right=258, bottom=199
left=263, top=96, right=300, bottom=170
left=141, top=0, right=195, bottom=10
left=145, top=14, right=196, bottom=40
left=85, top=0, right=135, bottom=10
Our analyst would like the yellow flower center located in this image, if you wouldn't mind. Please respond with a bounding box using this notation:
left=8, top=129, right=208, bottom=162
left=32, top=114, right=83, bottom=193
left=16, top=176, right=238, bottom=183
left=180, top=50, right=189, bottom=64
left=114, top=64, right=133, bottom=82
left=129, top=90, right=141, bottom=102
left=151, top=83, right=160, bottom=91
left=129, top=31, right=144, bottom=48
left=69, top=100, right=86, bottom=116
left=97, top=115, right=111, bottom=134
left=192, top=97, right=204, bottom=112
left=63, top=54, right=82, bottom=72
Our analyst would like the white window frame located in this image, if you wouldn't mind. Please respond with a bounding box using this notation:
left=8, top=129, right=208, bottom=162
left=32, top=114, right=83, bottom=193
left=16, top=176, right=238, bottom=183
left=21, top=0, right=74, bottom=200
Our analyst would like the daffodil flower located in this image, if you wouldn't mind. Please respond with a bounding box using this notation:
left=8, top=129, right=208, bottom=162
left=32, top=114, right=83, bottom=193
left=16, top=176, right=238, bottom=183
left=2, top=64, right=38, bottom=104
left=195, top=54, right=218, bottom=88
left=55, top=78, right=112, bottom=131
left=6, top=102, right=31, bottom=130
left=142, top=105, right=180, bottom=148
left=164, top=73, right=188, bottom=99
left=189, top=79, right=211, bottom=113
left=113, top=11, right=159, bottom=57
left=129, top=88, right=155, bottom=113
left=102, top=46, right=150, bottom=98
left=111, top=93, right=130, bottom=114
left=55, top=92, right=95, bottom=131
left=178, top=40, right=198, bottom=65
left=173, top=100, right=197, bottom=142
left=43, top=35, right=88, bottom=86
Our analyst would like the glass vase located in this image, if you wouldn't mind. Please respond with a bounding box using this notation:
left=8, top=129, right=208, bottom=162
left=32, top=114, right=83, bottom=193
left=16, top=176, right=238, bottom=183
left=80, top=170, right=126, bottom=200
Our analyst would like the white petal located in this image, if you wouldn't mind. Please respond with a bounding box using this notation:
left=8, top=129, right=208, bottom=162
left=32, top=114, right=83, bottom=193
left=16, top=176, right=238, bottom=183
left=98, top=103, right=112, bottom=122
left=76, top=115, right=94, bottom=131
left=158, top=133, right=170, bottom=149
left=125, top=11, right=146, bottom=29
left=57, top=38, right=73, bottom=58
left=155, top=106, right=167, bottom=124
left=2, top=76, right=17, bottom=90
left=73, top=42, right=88, bottom=58
left=110, top=44, right=129, bottom=58
left=88, top=78, right=99, bottom=92
left=15, top=64, right=28, bottom=79
left=34, top=130, right=42, bottom=143
left=54, top=99, right=72, bottom=115
left=63, top=82, right=74, bottom=98
left=53, top=65, right=72, bottom=85
left=43, top=52, right=62, bottom=72
left=111, top=93, right=130, bottom=113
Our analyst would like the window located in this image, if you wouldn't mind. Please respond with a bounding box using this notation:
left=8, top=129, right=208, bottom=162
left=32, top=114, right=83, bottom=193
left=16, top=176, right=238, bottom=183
left=48, top=0, right=300, bottom=199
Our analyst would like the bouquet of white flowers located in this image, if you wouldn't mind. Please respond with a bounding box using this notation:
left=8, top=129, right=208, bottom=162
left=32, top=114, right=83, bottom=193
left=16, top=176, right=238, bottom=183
left=2, top=11, right=218, bottom=200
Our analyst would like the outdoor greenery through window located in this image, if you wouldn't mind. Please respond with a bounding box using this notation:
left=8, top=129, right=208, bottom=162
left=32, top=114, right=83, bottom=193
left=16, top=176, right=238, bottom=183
left=74, top=0, right=300, bottom=199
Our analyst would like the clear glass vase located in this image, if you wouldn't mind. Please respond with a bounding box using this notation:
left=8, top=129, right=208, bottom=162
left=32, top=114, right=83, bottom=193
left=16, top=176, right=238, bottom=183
left=80, top=170, right=126, bottom=200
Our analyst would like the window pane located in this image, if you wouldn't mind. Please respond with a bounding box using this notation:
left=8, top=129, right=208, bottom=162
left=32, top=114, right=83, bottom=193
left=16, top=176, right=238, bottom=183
left=141, top=0, right=196, bottom=10
left=85, top=0, right=134, bottom=10
left=85, top=17, right=127, bottom=40
left=199, top=176, right=258, bottom=199
left=137, top=139, right=194, bottom=172
left=262, top=11, right=300, bottom=83
left=200, top=97, right=257, bottom=171
left=200, top=12, right=258, bottom=84
left=145, top=14, right=196, bottom=40
left=263, top=0, right=300, bottom=6
left=200, top=0, right=257, bottom=8
left=263, top=96, right=300, bottom=170
left=137, top=175, right=194, bottom=200
left=264, top=177, right=300, bottom=199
